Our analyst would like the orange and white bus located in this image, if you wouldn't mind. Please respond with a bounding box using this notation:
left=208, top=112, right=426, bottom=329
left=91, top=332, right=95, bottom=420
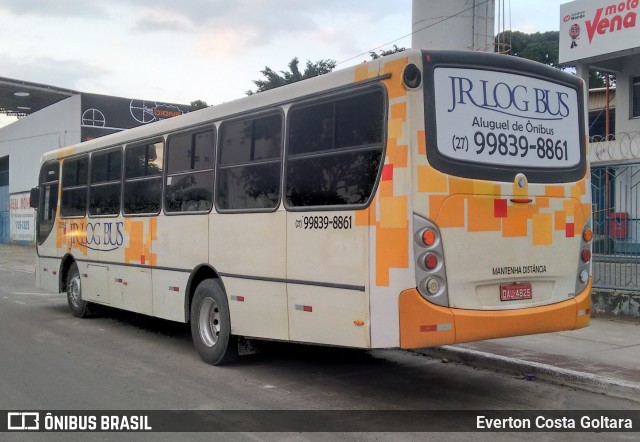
left=31, top=49, right=592, bottom=365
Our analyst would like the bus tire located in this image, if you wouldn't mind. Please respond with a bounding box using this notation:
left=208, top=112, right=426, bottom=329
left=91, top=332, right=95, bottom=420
left=66, top=262, right=90, bottom=318
left=190, top=279, right=238, bottom=366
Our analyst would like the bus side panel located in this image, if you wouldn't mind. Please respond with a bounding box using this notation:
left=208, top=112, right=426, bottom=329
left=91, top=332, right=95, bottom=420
left=109, top=266, right=152, bottom=314
left=151, top=269, right=189, bottom=322
left=224, top=278, right=289, bottom=340
left=286, top=210, right=369, bottom=347
left=154, top=215, right=209, bottom=270
left=287, top=285, right=370, bottom=347
left=210, top=210, right=288, bottom=341
left=152, top=215, right=209, bottom=322
left=84, top=264, right=110, bottom=303
left=36, top=255, right=61, bottom=293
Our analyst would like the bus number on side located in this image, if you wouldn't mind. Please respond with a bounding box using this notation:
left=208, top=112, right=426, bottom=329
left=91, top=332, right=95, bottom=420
left=295, top=215, right=353, bottom=230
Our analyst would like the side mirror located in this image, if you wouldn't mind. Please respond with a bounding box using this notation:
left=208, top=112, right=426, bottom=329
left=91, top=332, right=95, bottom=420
left=29, top=187, right=39, bottom=209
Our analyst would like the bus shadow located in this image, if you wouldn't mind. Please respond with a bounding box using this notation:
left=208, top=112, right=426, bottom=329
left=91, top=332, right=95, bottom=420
left=91, top=305, right=192, bottom=341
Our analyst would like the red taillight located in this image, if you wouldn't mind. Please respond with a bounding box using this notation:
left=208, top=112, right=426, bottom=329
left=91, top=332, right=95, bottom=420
left=422, top=229, right=436, bottom=246
left=424, top=254, right=438, bottom=270
left=581, top=249, right=591, bottom=262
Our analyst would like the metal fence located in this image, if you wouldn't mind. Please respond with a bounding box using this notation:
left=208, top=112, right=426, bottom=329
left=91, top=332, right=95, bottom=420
left=591, top=159, right=640, bottom=292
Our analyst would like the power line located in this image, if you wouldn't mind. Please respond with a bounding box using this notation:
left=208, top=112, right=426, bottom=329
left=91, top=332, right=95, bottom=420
left=336, top=0, right=492, bottom=66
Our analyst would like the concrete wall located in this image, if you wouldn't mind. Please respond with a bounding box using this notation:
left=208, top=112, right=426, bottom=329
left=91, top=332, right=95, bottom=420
left=411, top=0, right=495, bottom=52
left=0, top=95, right=81, bottom=193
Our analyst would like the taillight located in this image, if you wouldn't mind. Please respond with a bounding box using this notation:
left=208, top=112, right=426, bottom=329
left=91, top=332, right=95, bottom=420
left=424, top=253, right=438, bottom=270
left=422, top=229, right=436, bottom=246
left=575, top=220, right=592, bottom=294
left=413, top=215, right=449, bottom=307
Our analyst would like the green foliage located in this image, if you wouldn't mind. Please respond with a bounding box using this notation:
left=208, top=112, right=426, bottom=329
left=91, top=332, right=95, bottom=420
left=496, top=30, right=615, bottom=88
left=495, top=30, right=559, bottom=66
left=369, top=45, right=407, bottom=59
left=247, top=46, right=407, bottom=95
left=247, top=58, right=337, bottom=95
left=190, top=100, right=208, bottom=110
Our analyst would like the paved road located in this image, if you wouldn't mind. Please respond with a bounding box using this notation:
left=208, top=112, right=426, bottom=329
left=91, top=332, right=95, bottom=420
left=0, top=250, right=638, bottom=441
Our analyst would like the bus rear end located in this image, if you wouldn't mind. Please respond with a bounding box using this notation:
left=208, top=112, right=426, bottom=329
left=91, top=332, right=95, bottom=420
left=400, top=51, right=591, bottom=348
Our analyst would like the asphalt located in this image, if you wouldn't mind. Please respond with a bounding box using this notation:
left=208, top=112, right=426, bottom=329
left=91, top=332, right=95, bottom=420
left=2, top=244, right=639, bottom=402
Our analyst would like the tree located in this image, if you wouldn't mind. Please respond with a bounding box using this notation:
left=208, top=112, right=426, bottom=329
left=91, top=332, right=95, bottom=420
left=247, top=46, right=407, bottom=95
left=369, top=45, right=407, bottom=59
left=190, top=100, right=208, bottom=110
left=495, top=30, right=615, bottom=88
left=495, top=30, right=559, bottom=66
left=247, top=58, right=337, bottom=95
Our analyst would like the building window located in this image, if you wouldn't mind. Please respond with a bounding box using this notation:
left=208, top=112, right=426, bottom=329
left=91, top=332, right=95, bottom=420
left=632, top=76, right=640, bottom=118
left=216, top=113, right=282, bottom=211
left=124, top=140, right=164, bottom=215
left=286, top=88, right=385, bottom=208
left=165, top=128, right=215, bottom=213
left=61, top=156, right=88, bottom=217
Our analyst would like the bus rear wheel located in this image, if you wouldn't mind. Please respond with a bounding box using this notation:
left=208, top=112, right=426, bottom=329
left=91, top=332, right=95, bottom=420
left=66, top=262, right=91, bottom=318
left=190, top=279, right=238, bottom=365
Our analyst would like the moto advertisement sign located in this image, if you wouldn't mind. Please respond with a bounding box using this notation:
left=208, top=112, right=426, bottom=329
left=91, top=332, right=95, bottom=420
left=560, top=0, right=639, bottom=63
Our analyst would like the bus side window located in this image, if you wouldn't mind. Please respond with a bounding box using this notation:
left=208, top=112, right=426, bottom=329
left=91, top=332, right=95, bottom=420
left=89, top=148, right=122, bottom=216
left=123, top=140, right=164, bottom=215
left=37, top=161, right=60, bottom=244
left=165, top=129, right=215, bottom=213
left=61, top=156, right=89, bottom=218
left=216, top=113, right=282, bottom=211
left=286, top=88, right=385, bottom=208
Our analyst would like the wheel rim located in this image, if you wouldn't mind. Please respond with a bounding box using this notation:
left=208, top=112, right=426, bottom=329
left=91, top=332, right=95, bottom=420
left=68, top=275, right=81, bottom=308
left=198, top=297, right=220, bottom=348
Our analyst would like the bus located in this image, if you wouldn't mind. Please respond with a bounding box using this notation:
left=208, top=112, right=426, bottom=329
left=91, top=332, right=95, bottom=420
left=31, top=49, right=592, bottom=365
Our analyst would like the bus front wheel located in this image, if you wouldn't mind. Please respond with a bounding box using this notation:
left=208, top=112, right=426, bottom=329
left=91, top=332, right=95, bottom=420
left=190, top=279, right=238, bottom=365
left=66, top=262, right=90, bottom=318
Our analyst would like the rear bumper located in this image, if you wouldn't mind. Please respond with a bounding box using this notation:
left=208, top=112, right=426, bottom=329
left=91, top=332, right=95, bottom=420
left=399, top=279, right=591, bottom=348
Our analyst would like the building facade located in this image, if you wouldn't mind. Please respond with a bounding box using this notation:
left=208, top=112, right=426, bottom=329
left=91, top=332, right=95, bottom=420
left=0, top=85, right=190, bottom=244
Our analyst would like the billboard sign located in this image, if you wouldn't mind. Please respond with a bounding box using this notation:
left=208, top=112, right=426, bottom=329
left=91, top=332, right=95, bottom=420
left=81, top=94, right=192, bottom=142
left=10, top=192, right=34, bottom=243
left=559, top=0, right=640, bottom=63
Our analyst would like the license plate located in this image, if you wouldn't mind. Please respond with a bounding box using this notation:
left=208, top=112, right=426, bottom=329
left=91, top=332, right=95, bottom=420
left=500, top=283, right=532, bottom=301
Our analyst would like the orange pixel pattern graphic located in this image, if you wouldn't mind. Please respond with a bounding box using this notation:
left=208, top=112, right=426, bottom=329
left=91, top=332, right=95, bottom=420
left=355, top=57, right=411, bottom=287
left=124, top=218, right=157, bottom=266
left=416, top=161, right=591, bottom=245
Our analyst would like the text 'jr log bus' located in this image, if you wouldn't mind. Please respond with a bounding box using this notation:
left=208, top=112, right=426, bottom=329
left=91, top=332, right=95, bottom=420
left=31, top=50, right=592, bottom=365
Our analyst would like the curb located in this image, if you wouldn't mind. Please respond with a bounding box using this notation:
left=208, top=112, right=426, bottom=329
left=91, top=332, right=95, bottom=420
left=412, top=346, right=640, bottom=403
left=592, top=290, right=640, bottom=320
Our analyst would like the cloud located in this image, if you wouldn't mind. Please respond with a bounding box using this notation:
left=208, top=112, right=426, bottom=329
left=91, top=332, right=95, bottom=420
left=0, top=0, right=108, bottom=18
left=0, top=53, right=110, bottom=91
left=125, top=0, right=407, bottom=45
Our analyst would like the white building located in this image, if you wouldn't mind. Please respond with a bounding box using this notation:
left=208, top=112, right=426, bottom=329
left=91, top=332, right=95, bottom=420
left=560, top=0, right=640, bottom=252
left=560, top=0, right=640, bottom=157
left=0, top=78, right=190, bottom=244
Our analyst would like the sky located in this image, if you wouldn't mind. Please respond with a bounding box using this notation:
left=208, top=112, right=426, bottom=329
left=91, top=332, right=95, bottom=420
left=0, top=0, right=567, bottom=127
